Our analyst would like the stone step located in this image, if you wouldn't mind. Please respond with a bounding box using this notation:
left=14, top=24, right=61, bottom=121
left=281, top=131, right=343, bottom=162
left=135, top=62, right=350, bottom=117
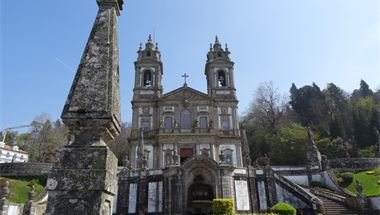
left=317, top=195, right=360, bottom=215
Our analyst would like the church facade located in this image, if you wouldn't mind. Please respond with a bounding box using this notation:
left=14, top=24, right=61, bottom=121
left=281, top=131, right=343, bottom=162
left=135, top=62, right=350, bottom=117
left=117, top=36, right=255, bottom=215
left=116, top=36, right=320, bottom=215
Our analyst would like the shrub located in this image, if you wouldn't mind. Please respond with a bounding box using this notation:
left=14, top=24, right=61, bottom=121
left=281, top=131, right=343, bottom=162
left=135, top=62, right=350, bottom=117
left=337, top=172, right=354, bottom=187
left=271, top=202, right=296, bottom=215
left=212, top=198, right=234, bottom=215
left=310, top=181, right=323, bottom=188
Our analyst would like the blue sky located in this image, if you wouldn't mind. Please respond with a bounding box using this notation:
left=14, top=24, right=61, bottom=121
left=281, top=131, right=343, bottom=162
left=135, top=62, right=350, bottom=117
left=1, top=0, right=379, bottom=130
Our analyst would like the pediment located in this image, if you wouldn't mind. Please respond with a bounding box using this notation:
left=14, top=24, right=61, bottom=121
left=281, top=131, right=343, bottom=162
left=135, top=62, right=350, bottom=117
left=161, top=86, right=211, bottom=102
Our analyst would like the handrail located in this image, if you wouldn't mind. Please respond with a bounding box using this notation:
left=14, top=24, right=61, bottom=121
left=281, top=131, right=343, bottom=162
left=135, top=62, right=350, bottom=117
left=274, top=173, right=324, bottom=213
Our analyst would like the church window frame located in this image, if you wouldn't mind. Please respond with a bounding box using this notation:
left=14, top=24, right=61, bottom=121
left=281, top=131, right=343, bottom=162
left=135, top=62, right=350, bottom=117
left=220, top=115, right=231, bottom=130
left=199, top=116, right=208, bottom=129
left=180, top=109, right=192, bottom=129
left=163, top=116, right=174, bottom=129
left=222, top=148, right=234, bottom=165
left=217, top=70, right=227, bottom=87
left=140, top=116, right=151, bottom=131
left=143, top=70, right=153, bottom=87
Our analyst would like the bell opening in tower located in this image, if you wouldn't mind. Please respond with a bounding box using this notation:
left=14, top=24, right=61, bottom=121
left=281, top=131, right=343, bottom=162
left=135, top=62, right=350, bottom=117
left=217, top=70, right=226, bottom=87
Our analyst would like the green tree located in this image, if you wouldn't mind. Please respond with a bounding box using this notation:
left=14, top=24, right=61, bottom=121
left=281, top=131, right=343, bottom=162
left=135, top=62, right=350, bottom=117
left=25, top=115, right=68, bottom=162
left=352, top=97, right=379, bottom=148
left=269, top=123, right=308, bottom=165
left=352, top=79, right=373, bottom=100
left=243, top=82, right=289, bottom=160
left=289, top=83, right=329, bottom=136
left=0, top=130, right=18, bottom=145
left=323, top=83, right=352, bottom=139
left=108, top=123, right=131, bottom=166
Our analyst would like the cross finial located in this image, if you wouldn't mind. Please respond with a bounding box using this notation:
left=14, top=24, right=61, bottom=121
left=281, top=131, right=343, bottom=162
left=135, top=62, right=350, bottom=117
left=182, top=73, right=189, bottom=86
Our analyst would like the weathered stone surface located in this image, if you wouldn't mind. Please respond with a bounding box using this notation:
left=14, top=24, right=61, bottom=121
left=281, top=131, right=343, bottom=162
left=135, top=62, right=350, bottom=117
left=46, top=146, right=118, bottom=215
left=46, top=0, right=123, bottom=213
left=0, top=163, right=52, bottom=177
left=61, top=0, right=123, bottom=143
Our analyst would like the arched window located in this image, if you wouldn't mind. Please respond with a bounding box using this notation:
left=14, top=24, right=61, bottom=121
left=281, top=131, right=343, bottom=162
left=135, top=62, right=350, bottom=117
left=180, top=110, right=191, bottom=129
left=217, top=70, right=226, bottom=87
left=143, top=70, right=152, bottom=87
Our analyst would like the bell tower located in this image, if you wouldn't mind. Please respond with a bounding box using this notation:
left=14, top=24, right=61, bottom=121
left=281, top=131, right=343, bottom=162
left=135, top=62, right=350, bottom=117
left=205, top=36, right=236, bottom=100
left=133, top=35, right=163, bottom=100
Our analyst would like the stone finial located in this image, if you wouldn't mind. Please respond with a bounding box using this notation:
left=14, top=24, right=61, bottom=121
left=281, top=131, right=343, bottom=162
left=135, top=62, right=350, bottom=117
left=28, top=183, right=36, bottom=201
left=215, top=35, right=220, bottom=44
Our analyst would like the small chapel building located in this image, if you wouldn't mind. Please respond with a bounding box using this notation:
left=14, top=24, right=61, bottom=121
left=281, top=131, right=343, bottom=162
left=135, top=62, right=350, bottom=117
left=117, top=36, right=254, bottom=215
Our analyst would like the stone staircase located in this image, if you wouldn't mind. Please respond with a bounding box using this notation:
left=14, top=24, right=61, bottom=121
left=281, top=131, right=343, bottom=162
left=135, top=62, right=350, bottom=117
left=317, top=195, right=360, bottom=215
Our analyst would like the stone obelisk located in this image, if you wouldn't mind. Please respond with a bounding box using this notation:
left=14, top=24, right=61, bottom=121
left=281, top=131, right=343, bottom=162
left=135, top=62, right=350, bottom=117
left=45, top=0, right=123, bottom=214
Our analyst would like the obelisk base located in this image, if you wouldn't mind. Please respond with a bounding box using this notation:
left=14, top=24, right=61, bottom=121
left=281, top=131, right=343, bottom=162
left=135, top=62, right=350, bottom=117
left=45, top=145, right=117, bottom=215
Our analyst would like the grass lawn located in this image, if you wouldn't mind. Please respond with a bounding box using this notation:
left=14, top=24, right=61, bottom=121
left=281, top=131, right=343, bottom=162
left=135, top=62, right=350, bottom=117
left=347, top=167, right=380, bottom=197
left=0, top=177, right=44, bottom=203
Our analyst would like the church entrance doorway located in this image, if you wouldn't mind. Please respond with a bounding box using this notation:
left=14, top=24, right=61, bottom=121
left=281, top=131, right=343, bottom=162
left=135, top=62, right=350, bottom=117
left=186, top=175, right=214, bottom=215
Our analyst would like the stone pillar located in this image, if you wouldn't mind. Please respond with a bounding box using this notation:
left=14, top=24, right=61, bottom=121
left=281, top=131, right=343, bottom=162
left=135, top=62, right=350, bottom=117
left=137, top=171, right=148, bottom=215
left=0, top=180, right=10, bottom=215
left=247, top=166, right=259, bottom=212
left=22, top=184, right=35, bottom=215
left=45, top=0, right=123, bottom=214
left=263, top=165, right=276, bottom=208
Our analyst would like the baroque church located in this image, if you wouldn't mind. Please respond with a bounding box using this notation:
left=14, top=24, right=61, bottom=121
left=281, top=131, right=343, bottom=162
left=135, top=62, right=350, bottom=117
left=117, top=35, right=254, bottom=214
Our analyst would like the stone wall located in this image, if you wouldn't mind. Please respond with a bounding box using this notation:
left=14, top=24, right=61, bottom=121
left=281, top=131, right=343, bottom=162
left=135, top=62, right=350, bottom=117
left=328, top=158, right=380, bottom=171
left=0, top=163, right=52, bottom=177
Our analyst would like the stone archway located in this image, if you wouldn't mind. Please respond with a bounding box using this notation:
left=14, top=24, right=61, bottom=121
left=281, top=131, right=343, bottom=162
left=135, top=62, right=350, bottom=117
left=187, top=175, right=214, bottom=215
left=181, top=156, right=219, bottom=215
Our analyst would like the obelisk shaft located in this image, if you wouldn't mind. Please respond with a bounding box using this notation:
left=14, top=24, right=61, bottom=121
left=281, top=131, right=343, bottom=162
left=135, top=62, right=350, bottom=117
left=46, top=1, right=123, bottom=214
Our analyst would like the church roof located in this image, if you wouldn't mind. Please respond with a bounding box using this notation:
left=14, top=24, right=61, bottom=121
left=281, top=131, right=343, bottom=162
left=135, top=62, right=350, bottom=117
left=160, top=85, right=211, bottom=101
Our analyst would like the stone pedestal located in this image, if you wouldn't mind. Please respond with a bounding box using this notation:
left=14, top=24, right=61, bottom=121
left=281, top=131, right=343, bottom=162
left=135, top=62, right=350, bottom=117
left=45, top=146, right=117, bottom=215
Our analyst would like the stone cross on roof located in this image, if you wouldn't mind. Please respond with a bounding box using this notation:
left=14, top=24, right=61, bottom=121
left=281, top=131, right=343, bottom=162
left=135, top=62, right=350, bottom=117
left=182, top=73, right=189, bottom=86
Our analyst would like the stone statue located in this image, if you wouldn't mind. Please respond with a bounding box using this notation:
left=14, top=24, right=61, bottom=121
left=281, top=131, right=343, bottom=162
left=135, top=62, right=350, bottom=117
left=201, top=148, right=210, bottom=157
left=219, top=153, right=225, bottom=164
left=355, top=180, right=363, bottom=195
left=138, top=128, right=145, bottom=160
left=0, top=180, right=10, bottom=199
left=123, top=155, right=130, bottom=168
left=172, top=150, right=179, bottom=165
left=164, top=149, right=172, bottom=166
left=209, top=120, right=214, bottom=129
left=375, top=128, right=380, bottom=158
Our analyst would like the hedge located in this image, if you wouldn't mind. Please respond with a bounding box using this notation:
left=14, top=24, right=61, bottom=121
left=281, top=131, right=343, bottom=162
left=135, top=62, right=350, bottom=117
left=212, top=198, right=234, bottom=215
left=337, top=172, right=354, bottom=187
left=271, top=202, right=296, bottom=215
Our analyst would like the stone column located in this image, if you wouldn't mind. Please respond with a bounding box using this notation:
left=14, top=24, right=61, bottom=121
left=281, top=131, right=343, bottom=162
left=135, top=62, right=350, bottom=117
left=263, top=165, right=276, bottom=208
left=45, top=0, right=123, bottom=214
left=247, top=166, right=259, bottom=212
left=0, top=180, right=10, bottom=215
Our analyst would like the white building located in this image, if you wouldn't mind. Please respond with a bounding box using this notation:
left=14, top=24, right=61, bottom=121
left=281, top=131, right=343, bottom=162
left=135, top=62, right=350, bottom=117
left=0, top=141, right=29, bottom=163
